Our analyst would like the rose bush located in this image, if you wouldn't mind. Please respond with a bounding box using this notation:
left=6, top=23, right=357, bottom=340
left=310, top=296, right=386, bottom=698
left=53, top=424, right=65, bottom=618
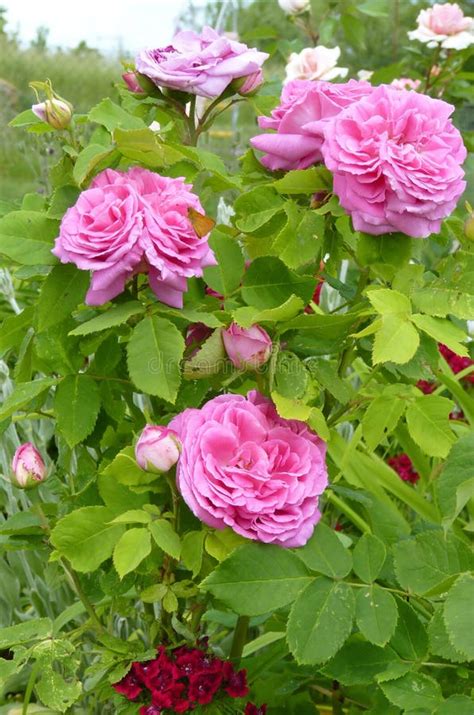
left=0, top=3, right=473, bottom=714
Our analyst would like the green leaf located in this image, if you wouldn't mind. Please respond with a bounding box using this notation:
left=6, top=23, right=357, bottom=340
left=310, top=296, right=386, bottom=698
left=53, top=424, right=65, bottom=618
left=232, top=295, right=304, bottom=329
left=37, top=264, right=89, bottom=331
left=287, top=578, right=355, bottom=664
left=181, top=530, right=206, bottom=577
left=47, top=185, right=80, bottom=219
left=355, top=585, right=398, bottom=646
left=241, top=257, right=314, bottom=309
left=54, top=374, right=101, bottom=447
left=149, top=520, right=181, bottom=560
left=372, top=314, right=419, bottom=365
left=69, top=301, right=145, bottom=336
left=394, top=531, right=472, bottom=596
left=274, top=352, right=309, bottom=399
left=0, top=307, right=35, bottom=357
left=89, top=98, right=146, bottom=132
left=50, top=506, right=125, bottom=572
left=183, top=328, right=225, bottom=379
left=73, top=144, right=116, bottom=186
left=367, top=288, right=411, bottom=315
left=0, top=618, right=52, bottom=649
left=380, top=673, right=442, bottom=711
left=110, top=510, right=152, bottom=524
left=435, top=695, right=474, bottom=715
left=101, top=446, right=159, bottom=487
left=113, top=528, right=152, bottom=579
left=36, top=669, right=82, bottom=713
left=203, top=229, right=245, bottom=296
left=436, top=434, right=474, bottom=529
left=297, top=523, right=352, bottom=579
left=204, top=529, right=245, bottom=562
left=273, top=167, right=331, bottom=194
left=274, top=208, right=324, bottom=270
left=0, top=211, right=59, bottom=265
left=324, top=638, right=401, bottom=686
left=234, top=186, right=284, bottom=233
left=410, top=314, right=468, bottom=357
left=0, top=377, right=56, bottom=421
left=242, top=631, right=286, bottom=658
left=201, top=543, right=312, bottom=616
left=353, top=533, right=386, bottom=583
left=306, top=358, right=353, bottom=405
left=362, top=389, right=406, bottom=451
left=444, top=574, right=474, bottom=660
left=271, top=392, right=330, bottom=440
left=390, top=599, right=428, bottom=661
left=428, top=608, right=465, bottom=663
left=412, top=284, right=474, bottom=320
left=406, top=396, right=456, bottom=458
left=127, top=316, right=184, bottom=403
left=358, top=0, right=389, bottom=16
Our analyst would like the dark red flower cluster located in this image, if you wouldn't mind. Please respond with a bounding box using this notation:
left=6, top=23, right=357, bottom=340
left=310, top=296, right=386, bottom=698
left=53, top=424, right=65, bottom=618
left=113, top=644, right=249, bottom=713
left=387, top=453, right=420, bottom=484
left=439, top=343, right=474, bottom=384
left=416, top=379, right=436, bottom=395
left=244, top=704, right=267, bottom=715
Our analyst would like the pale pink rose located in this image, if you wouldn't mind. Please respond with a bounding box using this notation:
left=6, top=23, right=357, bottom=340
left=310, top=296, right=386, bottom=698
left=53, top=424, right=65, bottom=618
left=391, top=78, right=421, bottom=91
left=32, top=99, right=72, bottom=129
left=285, top=46, right=348, bottom=83
left=278, top=0, right=310, bottom=14
left=11, top=443, right=46, bottom=489
left=222, top=323, right=272, bottom=369
left=408, top=3, right=474, bottom=49
left=169, top=391, right=328, bottom=547
left=135, top=26, right=268, bottom=99
left=135, top=425, right=181, bottom=473
left=53, top=167, right=215, bottom=308
left=322, top=85, right=467, bottom=238
left=250, top=79, right=372, bottom=171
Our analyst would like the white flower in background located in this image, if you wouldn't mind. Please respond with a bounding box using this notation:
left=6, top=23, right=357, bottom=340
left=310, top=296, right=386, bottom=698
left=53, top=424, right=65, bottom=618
left=391, top=77, right=422, bottom=91
left=149, top=121, right=161, bottom=132
left=408, top=3, right=474, bottom=50
left=278, top=0, right=310, bottom=15
left=217, top=197, right=235, bottom=226
left=285, top=46, right=348, bottom=83
left=357, top=69, right=373, bottom=81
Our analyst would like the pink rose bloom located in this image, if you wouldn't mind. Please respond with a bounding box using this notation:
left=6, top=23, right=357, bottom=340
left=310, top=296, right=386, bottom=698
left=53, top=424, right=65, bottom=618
left=169, top=391, right=328, bottom=547
left=135, top=425, right=181, bottom=473
left=250, top=79, right=372, bottom=171
left=135, top=26, right=268, bottom=99
left=322, top=85, right=467, bottom=238
left=285, top=46, right=348, bottom=83
left=53, top=167, right=215, bottom=307
left=222, top=323, right=272, bottom=370
left=11, top=443, right=46, bottom=489
left=408, top=3, right=474, bottom=50
left=391, top=78, right=421, bottom=91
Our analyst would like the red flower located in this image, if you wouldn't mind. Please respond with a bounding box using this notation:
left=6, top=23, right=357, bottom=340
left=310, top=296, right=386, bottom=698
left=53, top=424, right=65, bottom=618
left=439, top=344, right=474, bottom=384
left=188, top=671, right=223, bottom=705
left=416, top=379, right=436, bottom=395
left=139, top=648, right=181, bottom=693
left=223, top=662, right=249, bottom=698
left=245, top=704, right=267, bottom=715
left=151, top=682, right=186, bottom=710
left=140, top=706, right=162, bottom=715
left=388, top=453, right=419, bottom=484
left=449, top=408, right=465, bottom=421
left=112, top=670, right=142, bottom=700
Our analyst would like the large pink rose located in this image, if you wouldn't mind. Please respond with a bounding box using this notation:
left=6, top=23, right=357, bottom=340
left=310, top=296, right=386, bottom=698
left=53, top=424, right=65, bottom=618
left=322, top=85, right=467, bottom=238
left=53, top=167, right=215, bottom=307
left=169, top=391, right=328, bottom=547
left=250, top=79, right=372, bottom=171
left=136, top=26, right=268, bottom=99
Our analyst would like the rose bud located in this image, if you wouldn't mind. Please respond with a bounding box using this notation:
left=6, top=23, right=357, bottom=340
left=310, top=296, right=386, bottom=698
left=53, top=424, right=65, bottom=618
left=278, top=0, right=310, bottom=14
left=135, top=425, right=181, bottom=473
left=238, top=69, right=264, bottom=96
left=11, top=443, right=46, bottom=489
left=222, top=323, right=272, bottom=370
left=32, top=98, right=72, bottom=130
left=122, top=71, right=145, bottom=94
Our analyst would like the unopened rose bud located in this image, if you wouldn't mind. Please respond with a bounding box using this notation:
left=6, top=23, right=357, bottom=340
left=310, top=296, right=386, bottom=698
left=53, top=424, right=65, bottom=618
left=222, top=323, right=272, bottom=370
left=122, top=71, right=145, bottom=94
left=238, top=70, right=264, bottom=96
left=135, top=426, right=181, bottom=473
left=32, top=99, right=72, bottom=129
left=278, top=0, right=310, bottom=14
left=11, top=443, right=46, bottom=489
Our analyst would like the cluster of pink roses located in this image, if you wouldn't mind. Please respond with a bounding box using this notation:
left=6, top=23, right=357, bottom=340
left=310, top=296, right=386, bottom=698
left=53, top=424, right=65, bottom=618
left=251, top=80, right=467, bottom=238
left=53, top=167, right=216, bottom=307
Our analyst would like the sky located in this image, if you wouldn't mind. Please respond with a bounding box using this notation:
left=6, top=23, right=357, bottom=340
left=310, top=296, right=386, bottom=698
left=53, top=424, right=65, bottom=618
left=2, top=0, right=209, bottom=54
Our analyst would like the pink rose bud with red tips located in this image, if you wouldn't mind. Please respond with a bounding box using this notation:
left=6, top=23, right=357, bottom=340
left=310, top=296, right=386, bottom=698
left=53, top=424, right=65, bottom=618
left=11, top=443, right=46, bottom=489
left=32, top=98, right=72, bottom=130
left=135, top=425, right=181, bottom=473
left=122, top=71, right=145, bottom=94
left=222, top=323, right=272, bottom=370
left=238, top=69, right=264, bottom=96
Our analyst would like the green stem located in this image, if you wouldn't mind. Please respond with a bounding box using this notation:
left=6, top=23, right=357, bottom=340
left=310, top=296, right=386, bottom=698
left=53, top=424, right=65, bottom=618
left=326, top=491, right=371, bottom=534
left=331, top=681, right=344, bottom=715
left=23, top=658, right=42, bottom=715
left=230, top=615, right=249, bottom=662
left=60, top=558, right=107, bottom=634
